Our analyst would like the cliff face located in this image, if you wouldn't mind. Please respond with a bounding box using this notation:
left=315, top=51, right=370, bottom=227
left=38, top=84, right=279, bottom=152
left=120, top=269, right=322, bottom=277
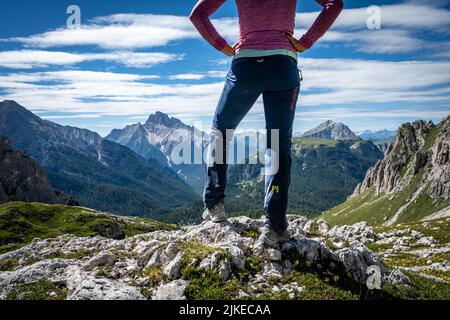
left=353, top=117, right=449, bottom=200
left=0, top=138, right=71, bottom=205
left=322, top=117, right=450, bottom=226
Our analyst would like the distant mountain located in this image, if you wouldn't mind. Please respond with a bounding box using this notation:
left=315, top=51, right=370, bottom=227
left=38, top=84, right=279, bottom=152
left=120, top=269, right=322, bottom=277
left=322, top=116, right=450, bottom=226
left=301, top=120, right=359, bottom=140
left=359, top=129, right=397, bottom=141
left=0, top=101, right=198, bottom=217
left=359, top=129, right=397, bottom=152
left=106, top=112, right=207, bottom=194
left=0, top=138, right=74, bottom=205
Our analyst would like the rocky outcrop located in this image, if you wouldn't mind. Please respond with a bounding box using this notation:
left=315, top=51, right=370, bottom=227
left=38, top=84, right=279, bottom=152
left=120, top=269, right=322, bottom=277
left=0, top=138, right=74, bottom=205
left=301, top=120, right=359, bottom=141
left=0, top=215, right=405, bottom=300
left=347, top=117, right=450, bottom=225
left=353, top=117, right=449, bottom=199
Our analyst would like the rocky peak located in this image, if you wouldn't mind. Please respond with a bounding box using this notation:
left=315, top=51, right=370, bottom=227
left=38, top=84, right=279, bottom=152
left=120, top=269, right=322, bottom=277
left=0, top=100, right=41, bottom=123
left=301, top=120, right=359, bottom=141
left=145, top=111, right=187, bottom=130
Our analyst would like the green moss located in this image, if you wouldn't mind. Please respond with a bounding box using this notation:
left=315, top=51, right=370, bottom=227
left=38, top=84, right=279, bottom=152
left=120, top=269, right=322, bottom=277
left=325, top=239, right=335, bottom=250
left=418, top=269, right=450, bottom=282
left=140, top=286, right=153, bottom=300
left=366, top=242, right=393, bottom=253
left=244, top=256, right=262, bottom=276
left=46, top=248, right=96, bottom=260
left=384, top=251, right=450, bottom=268
left=6, top=279, right=68, bottom=300
left=308, top=222, right=319, bottom=237
left=374, top=218, right=450, bottom=244
left=0, top=258, right=19, bottom=271
left=258, top=288, right=291, bottom=300
left=142, top=266, right=164, bottom=286
left=241, top=228, right=260, bottom=240
left=95, top=267, right=108, bottom=278
left=0, top=201, right=175, bottom=252
left=185, top=272, right=243, bottom=300
left=321, top=165, right=450, bottom=226
left=383, top=271, right=450, bottom=300
left=179, top=241, right=229, bottom=266
left=283, top=271, right=359, bottom=300
left=422, top=125, right=439, bottom=151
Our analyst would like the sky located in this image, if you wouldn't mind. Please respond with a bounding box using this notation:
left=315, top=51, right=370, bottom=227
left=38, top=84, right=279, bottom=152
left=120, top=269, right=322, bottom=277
left=0, top=0, right=449, bottom=136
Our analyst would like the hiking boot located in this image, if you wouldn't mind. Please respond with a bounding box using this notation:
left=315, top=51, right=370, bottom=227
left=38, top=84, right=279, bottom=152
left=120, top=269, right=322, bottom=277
left=202, top=202, right=227, bottom=223
left=256, top=224, right=291, bottom=249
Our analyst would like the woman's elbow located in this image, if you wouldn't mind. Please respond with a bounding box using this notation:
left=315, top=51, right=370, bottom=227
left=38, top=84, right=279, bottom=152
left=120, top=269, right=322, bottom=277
left=335, top=0, right=344, bottom=11
left=189, top=11, right=198, bottom=24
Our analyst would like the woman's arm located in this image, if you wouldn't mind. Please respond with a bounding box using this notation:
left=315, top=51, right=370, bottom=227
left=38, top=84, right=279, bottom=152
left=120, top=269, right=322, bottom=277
left=189, top=0, right=228, bottom=52
left=298, top=0, right=344, bottom=49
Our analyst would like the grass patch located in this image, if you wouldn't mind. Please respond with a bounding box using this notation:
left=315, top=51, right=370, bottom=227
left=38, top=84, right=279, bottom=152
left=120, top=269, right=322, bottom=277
left=0, top=258, right=19, bottom=271
left=140, top=287, right=153, bottom=300
left=321, top=165, right=450, bottom=226
left=46, top=248, right=96, bottom=260
left=383, top=271, right=450, bottom=300
left=282, top=271, right=360, bottom=300
left=374, top=218, right=450, bottom=245
left=366, top=243, right=394, bottom=253
left=179, top=241, right=228, bottom=266
left=0, top=201, right=175, bottom=252
left=6, top=279, right=68, bottom=300
left=241, top=229, right=260, bottom=240
left=185, top=272, right=243, bottom=300
left=142, top=266, right=164, bottom=286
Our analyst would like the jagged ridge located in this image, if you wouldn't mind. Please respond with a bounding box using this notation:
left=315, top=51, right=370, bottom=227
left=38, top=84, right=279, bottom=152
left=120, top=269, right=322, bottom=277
left=323, top=117, right=450, bottom=226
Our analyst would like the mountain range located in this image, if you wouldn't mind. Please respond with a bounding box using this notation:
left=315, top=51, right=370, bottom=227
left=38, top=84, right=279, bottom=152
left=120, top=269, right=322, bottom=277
left=301, top=120, right=359, bottom=140
left=3, top=99, right=447, bottom=227
left=323, top=116, right=450, bottom=225
left=106, top=111, right=207, bottom=194
left=359, top=129, right=397, bottom=141
left=0, top=100, right=198, bottom=218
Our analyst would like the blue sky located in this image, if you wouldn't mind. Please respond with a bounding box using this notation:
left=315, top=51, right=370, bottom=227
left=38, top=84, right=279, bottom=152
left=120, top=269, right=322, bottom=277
left=0, top=0, right=449, bottom=136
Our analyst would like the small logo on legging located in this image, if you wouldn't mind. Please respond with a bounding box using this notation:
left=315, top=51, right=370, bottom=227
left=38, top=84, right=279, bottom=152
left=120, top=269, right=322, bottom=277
left=289, top=86, right=299, bottom=111
left=271, top=185, right=280, bottom=193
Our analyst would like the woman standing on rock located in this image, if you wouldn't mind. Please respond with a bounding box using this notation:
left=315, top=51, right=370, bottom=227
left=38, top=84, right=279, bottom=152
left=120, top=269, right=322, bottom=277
left=190, top=0, right=343, bottom=248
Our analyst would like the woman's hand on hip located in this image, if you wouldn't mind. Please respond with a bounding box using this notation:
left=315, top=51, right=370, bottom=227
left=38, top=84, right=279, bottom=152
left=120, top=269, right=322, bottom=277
left=221, top=40, right=242, bottom=57
left=221, top=44, right=235, bottom=57
left=282, top=32, right=307, bottom=53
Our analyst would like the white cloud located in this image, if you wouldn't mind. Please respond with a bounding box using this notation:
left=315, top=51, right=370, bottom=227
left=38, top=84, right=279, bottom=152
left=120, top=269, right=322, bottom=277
left=168, top=73, right=205, bottom=80
left=297, top=3, right=450, bottom=30
left=0, top=50, right=182, bottom=69
left=4, top=2, right=449, bottom=56
left=9, top=14, right=196, bottom=50
left=1, top=58, right=449, bottom=120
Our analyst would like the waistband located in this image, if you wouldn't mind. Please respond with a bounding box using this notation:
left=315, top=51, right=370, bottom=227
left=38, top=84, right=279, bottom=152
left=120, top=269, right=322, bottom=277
left=233, top=49, right=298, bottom=61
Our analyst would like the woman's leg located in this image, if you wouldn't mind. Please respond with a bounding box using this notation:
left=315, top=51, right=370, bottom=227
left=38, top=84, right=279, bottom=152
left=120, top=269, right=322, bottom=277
left=261, top=56, right=300, bottom=234
left=203, top=58, right=263, bottom=209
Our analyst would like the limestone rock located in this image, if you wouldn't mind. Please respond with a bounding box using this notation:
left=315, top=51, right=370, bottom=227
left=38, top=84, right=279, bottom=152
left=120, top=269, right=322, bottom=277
left=152, top=280, right=188, bottom=300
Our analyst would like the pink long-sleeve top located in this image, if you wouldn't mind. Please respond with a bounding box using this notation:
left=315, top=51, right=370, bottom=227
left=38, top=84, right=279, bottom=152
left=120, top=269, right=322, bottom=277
left=189, top=0, right=343, bottom=52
